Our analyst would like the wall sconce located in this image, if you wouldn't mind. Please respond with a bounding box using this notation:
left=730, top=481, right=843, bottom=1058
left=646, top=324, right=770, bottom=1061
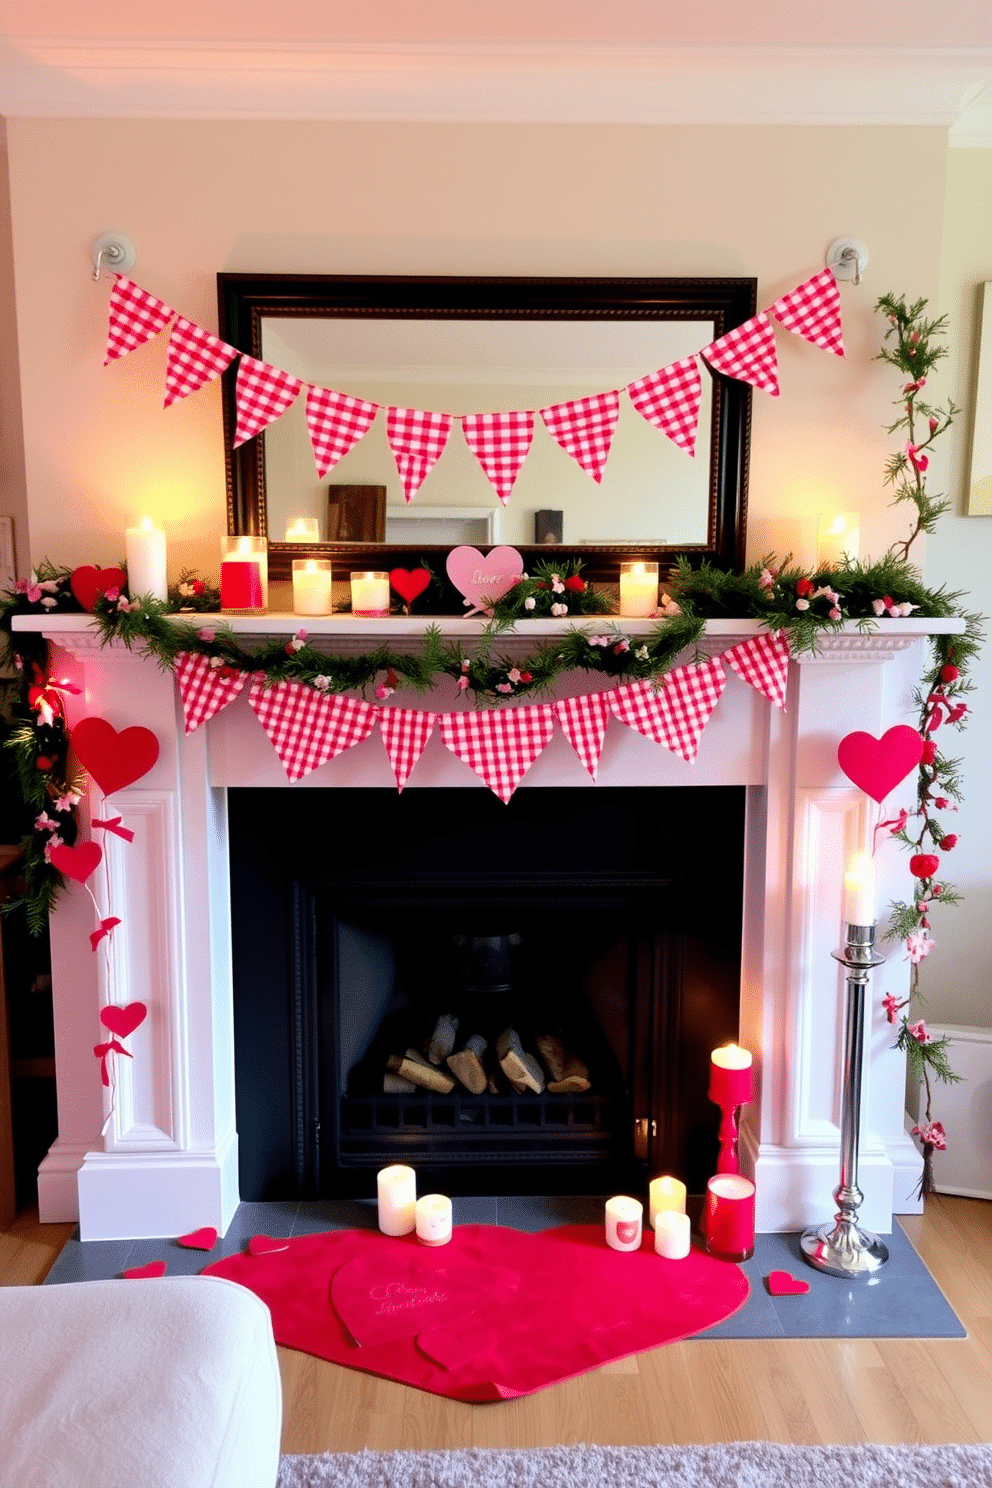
left=91, top=231, right=137, bottom=281
left=826, top=237, right=869, bottom=286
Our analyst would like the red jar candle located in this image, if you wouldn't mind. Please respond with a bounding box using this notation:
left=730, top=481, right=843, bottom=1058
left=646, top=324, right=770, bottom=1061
left=704, top=1174, right=755, bottom=1262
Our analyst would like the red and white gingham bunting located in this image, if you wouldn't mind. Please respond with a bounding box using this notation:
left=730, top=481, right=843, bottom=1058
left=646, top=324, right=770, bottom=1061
left=233, top=357, right=303, bottom=447
left=554, top=692, right=612, bottom=780
left=626, top=357, right=703, bottom=456
left=306, top=386, right=379, bottom=478
left=540, top=390, right=621, bottom=484
left=609, top=660, right=727, bottom=763
left=248, top=678, right=376, bottom=783
left=768, top=269, right=845, bottom=358
left=701, top=314, right=780, bottom=397
left=386, top=407, right=454, bottom=503
left=438, top=705, right=556, bottom=802
left=723, top=631, right=790, bottom=711
left=460, top=410, right=535, bottom=505
left=164, top=318, right=238, bottom=407
left=105, top=277, right=176, bottom=365
left=173, top=652, right=248, bottom=735
left=378, top=708, right=436, bottom=791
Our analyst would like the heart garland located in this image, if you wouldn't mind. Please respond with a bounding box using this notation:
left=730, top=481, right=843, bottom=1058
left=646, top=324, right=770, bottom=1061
left=71, top=716, right=160, bottom=797
left=837, top=725, right=925, bottom=804
left=70, top=566, right=128, bottom=613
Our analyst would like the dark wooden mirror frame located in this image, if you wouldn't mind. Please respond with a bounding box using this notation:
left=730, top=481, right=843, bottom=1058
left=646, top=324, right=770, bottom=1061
left=217, top=273, right=755, bottom=585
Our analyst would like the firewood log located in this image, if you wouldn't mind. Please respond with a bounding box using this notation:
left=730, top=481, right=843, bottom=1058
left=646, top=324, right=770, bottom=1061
left=446, top=1033, right=488, bottom=1094
left=535, top=1032, right=591, bottom=1093
left=427, top=1012, right=459, bottom=1065
left=496, top=1027, right=545, bottom=1094
left=386, top=1048, right=455, bottom=1094
left=383, top=1071, right=417, bottom=1094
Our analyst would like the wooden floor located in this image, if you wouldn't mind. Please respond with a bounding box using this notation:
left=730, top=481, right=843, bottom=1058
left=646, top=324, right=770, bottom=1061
left=2, top=1196, right=990, bottom=1452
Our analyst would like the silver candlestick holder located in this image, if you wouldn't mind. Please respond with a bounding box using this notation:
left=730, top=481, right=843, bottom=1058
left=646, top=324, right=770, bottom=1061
left=800, top=922, right=890, bottom=1279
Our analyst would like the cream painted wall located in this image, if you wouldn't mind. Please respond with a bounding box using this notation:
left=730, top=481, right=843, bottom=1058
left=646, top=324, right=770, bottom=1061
left=0, top=122, right=29, bottom=579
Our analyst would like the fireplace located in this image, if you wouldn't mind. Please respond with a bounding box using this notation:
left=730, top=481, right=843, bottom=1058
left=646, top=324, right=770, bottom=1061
left=17, top=613, right=941, bottom=1240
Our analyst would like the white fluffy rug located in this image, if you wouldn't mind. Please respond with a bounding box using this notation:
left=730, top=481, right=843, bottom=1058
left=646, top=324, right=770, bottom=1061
left=276, top=1442, right=992, bottom=1488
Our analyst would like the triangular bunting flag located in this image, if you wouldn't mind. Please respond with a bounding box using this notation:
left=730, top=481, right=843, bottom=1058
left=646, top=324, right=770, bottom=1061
left=248, top=678, right=375, bottom=783
left=306, top=386, right=379, bottom=479
left=609, top=660, right=727, bottom=763
left=723, top=631, right=790, bottom=711
left=438, top=705, right=556, bottom=802
left=386, top=407, right=454, bottom=502
left=378, top=708, right=437, bottom=791
left=626, top=357, right=703, bottom=456
left=173, top=652, right=248, bottom=735
left=460, top=410, right=535, bottom=505
left=164, top=318, right=239, bottom=407
left=539, top=390, right=620, bottom=484
left=233, top=357, right=303, bottom=446
left=768, top=268, right=845, bottom=357
left=554, top=692, right=612, bottom=780
left=105, top=278, right=176, bottom=365
left=701, top=314, right=780, bottom=397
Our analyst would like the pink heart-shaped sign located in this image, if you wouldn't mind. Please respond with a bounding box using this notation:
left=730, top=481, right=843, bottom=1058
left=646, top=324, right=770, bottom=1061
left=389, top=568, right=431, bottom=606
left=445, top=546, right=524, bottom=616
left=71, top=566, right=128, bottom=613
left=100, top=1002, right=147, bottom=1039
left=71, top=716, right=160, bottom=797
left=248, top=1234, right=290, bottom=1257
left=178, top=1226, right=218, bottom=1251
left=122, top=1260, right=167, bottom=1279
left=767, top=1269, right=811, bottom=1296
left=48, top=841, right=102, bottom=884
left=837, top=725, right=925, bottom=804
left=331, top=1251, right=502, bottom=1349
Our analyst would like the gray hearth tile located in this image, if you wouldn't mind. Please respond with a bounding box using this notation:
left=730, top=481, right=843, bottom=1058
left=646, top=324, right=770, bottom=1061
left=292, top=1198, right=379, bottom=1235
left=495, top=1193, right=607, bottom=1230
left=219, top=1200, right=300, bottom=1249
left=43, top=1234, right=135, bottom=1285
left=451, top=1195, right=498, bottom=1226
left=769, top=1266, right=965, bottom=1338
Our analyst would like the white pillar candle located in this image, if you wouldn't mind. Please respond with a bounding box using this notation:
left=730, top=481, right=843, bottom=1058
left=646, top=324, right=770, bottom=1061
left=415, top=1193, right=453, bottom=1247
left=843, top=851, right=876, bottom=925
left=377, top=1164, right=416, bottom=1235
left=124, top=516, right=167, bottom=603
left=292, top=559, right=334, bottom=616
left=649, top=1175, right=687, bottom=1229
left=285, top=517, right=320, bottom=543
left=619, top=561, right=658, bottom=618
left=817, top=512, right=860, bottom=567
left=604, top=1195, right=643, bottom=1252
left=654, top=1210, right=692, bottom=1259
left=350, top=570, right=390, bottom=617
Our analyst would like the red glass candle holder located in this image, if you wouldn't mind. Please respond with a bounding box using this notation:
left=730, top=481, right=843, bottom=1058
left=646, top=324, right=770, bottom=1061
left=709, top=1048, right=753, bottom=1175
left=704, top=1174, right=755, bottom=1262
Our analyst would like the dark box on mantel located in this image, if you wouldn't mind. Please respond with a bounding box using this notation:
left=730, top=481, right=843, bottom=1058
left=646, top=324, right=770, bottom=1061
left=534, top=509, right=564, bottom=544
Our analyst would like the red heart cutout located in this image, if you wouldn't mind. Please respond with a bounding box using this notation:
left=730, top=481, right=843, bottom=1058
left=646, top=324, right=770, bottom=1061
left=248, top=1234, right=290, bottom=1257
left=331, top=1251, right=502, bottom=1348
left=48, top=841, right=102, bottom=884
left=178, top=1226, right=218, bottom=1251
left=837, top=725, right=925, bottom=804
left=71, top=566, right=128, bottom=613
left=122, top=1260, right=167, bottom=1279
left=72, top=716, right=160, bottom=796
left=389, top=568, right=431, bottom=605
left=616, top=1220, right=641, bottom=1245
left=418, top=1323, right=497, bottom=1372
left=100, top=1002, right=147, bottom=1039
left=767, top=1269, right=810, bottom=1296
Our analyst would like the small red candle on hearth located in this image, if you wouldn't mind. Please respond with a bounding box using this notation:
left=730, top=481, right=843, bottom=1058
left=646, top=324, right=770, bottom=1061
left=709, top=1043, right=753, bottom=1108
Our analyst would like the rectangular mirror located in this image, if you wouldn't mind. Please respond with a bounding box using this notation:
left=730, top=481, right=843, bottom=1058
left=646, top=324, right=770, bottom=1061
left=967, top=282, right=992, bottom=516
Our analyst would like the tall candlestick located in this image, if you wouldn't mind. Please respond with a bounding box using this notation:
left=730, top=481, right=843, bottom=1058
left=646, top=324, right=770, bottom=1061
left=292, top=559, right=333, bottom=616
left=649, top=1175, right=687, bottom=1229
left=377, top=1164, right=416, bottom=1236
left=709, top=1044, right=753, bottom=1175
left=125, top=516, right=167, bottom=603
left=843, top=851, right=876, bottom=925
left=604, top=1195, right=643, bottom=1252
left=619, top=561, right=658, bottom=618
left=415, top=1193, right=453, bottom=1247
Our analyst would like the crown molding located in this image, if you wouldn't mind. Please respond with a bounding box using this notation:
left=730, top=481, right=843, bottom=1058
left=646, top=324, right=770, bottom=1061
left=1, top=37, right=990, bottom=135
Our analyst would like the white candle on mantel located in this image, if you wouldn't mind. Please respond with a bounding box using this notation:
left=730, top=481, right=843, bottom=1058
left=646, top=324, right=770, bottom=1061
left=292, top=560, right=333, bottom=616
left=377, top=1164, right=416, bottom=1236
left=124, top=516, right=167, bottom=602
left=843, top=851, right=876, bottom=926
left=350, top=571, right=390, bottom=617
left=649, top=1175, right=687, bottom=1229
left=415, top=1193, right=453, bottom=1247
left=619, top=562, right=658, bottom=619
left=604, top=1195, right=643, bottom=1252
left=285, top=517, right=320, bottom=543
left=654, top=1210, right=692, bottom=1260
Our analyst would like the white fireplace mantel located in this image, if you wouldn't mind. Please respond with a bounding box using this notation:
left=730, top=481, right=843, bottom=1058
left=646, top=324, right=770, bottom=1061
left=14, top=613, right=962, bottom=1240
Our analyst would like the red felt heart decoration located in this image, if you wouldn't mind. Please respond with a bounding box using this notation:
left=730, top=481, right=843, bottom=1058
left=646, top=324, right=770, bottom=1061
left=48, top=841, right=103, bottom=884
left=100, top=1001, right=147, bottom=1039
left=122, top=1260, right=167, bottom=1279
left=71, top=566, right=128, bottom=613
left=389, top=568, right=431, bottom=605
left=767, top=1269, right=810, bottom=1296
left=248, top=1234, right=291, bottom=1257
left=71, top=716, right=160, bottom=796
left=837, top=725, right=925, bottom=804
left=178, top=1226, right=218, bottom=1251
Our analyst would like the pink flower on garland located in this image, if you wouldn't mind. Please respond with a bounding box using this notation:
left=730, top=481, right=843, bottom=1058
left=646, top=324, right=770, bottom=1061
left=882, top=992, right=901, bottom=1024
left=907, top=1018, right=934, bottom=1043
left=906, top=930, right=937, bottom=965
left=906, top=442, right=929, bottom=473
left=911, top=1120, right=946, bottom=1151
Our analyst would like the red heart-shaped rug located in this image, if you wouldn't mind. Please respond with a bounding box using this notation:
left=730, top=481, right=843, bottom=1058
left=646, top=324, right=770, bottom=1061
left=100, top=1002, right=147, bottom=1039
left=837, top=725, right=925, bottom=804
left=767, top=1269, right=810, bottom=1296
left=389, top=568, right=431, bottom=606
left=418, top=1322, right=497, bottom=1372
left=122, top=1260, right=167, bottom=1279
left=248, top=1234, right=291, bottom=1257
left=48, top=841, right=103, bottom=884
left=71, top=566, right=128, bottom=613
left=178, top=1226, right=218, bottom=1251
left=331, top=1251, right=503, bottom=1348
left=71, top=716, right=160, bottom=796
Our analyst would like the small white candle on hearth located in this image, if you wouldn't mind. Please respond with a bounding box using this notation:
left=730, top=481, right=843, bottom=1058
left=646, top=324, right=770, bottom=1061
left=415, top=1193, right=453, bottom=1247
left=619, top=561, right=658, bottom=618
left=377, top=1164, right=416, bottom=1235
left=649, top=1175, right=687, bottom=1229
left=350, top=570, right=390, bottom=617
left=843, top=851, right=876, bottom=926
left=604, top=1195, right=643, bottom=1252
left=285, top=516, right=320, bottom=543
left=654, top=1210, right=691, bottom=1259
left=124, top=516, right=167, bottom=603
